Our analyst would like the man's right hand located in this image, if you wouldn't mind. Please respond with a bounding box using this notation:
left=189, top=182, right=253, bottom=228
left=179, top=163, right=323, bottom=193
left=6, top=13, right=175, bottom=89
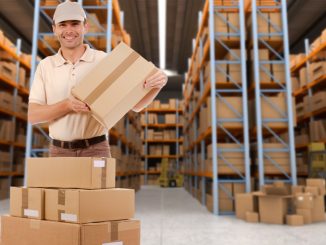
left=67, top=95, right=90, bottom=113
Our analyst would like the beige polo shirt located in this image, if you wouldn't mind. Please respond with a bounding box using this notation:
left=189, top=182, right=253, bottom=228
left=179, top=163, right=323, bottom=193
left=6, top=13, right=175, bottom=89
left=29, top=45, right=108, bottom=141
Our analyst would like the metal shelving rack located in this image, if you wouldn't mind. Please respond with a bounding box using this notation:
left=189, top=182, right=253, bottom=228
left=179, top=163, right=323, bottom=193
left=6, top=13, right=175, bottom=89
left=0, top=38, right=27, bottom=190
left=182, top=0, right=251, bottom=215
left=142, top=100, right=183, bottom=185
left=251, top=0, right=297, bottom=186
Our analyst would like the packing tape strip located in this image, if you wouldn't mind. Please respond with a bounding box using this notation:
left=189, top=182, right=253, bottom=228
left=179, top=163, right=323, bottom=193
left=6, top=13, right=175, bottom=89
left=111, top=221, right=119, bottom=241
left=101, top=158, right=107, bottom=188
left=58, top=189, right=66, bottom=220
left=84, top=51, right=140, bottom=105
left=21, top=188, right=28, bottom=217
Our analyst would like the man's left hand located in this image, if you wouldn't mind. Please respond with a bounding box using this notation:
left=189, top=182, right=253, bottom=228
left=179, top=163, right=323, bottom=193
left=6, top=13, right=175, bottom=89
left=144, top=69, right=168, bottom=89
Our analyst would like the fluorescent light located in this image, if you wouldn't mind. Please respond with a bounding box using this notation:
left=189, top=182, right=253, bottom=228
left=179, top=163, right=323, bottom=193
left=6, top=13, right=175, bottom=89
left=158, top=0, right=166, bottom=69
left=163, top=69, right=178, bottom=77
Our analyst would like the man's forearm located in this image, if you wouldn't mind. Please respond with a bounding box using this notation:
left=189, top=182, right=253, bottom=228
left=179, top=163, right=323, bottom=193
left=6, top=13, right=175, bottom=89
left=133, top=88, right=160, bottom=112
left=28, top=100, right=70, bottom=125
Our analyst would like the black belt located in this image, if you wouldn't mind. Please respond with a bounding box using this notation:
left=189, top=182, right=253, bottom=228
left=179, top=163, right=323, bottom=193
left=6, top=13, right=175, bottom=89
left=52, top=135, right=107, bottom=149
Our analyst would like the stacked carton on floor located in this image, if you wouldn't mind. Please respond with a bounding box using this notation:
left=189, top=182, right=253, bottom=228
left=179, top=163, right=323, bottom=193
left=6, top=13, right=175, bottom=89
left=0, top=157, right=140, bottom=245
left=235, top=179, right=326, bottom=226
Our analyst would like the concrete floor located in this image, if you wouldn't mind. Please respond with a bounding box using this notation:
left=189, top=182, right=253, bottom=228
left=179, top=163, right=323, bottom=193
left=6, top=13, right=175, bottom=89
left=1, top=186, right=326, bottom=244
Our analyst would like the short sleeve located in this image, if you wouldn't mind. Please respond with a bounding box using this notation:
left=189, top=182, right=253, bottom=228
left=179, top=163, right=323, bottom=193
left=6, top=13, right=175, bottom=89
left=29, top=62, right=46, bottom=105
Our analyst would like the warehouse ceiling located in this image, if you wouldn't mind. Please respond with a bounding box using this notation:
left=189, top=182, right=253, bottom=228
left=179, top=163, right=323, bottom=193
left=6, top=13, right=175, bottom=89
left=0, top=0, right=326, bottom=79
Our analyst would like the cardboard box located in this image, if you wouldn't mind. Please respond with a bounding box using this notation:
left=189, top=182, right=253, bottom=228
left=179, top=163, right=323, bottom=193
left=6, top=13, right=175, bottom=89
left=207, top=143, right=244, bottom=159
left=261, top=95, right=287, bottom=128
left=299, top=67, right=307, bottom=87
left=305, top=186, right=319, bottom=196
left=312, top=91, right=326, bottom=112
left=10, top=187, right=44, bottom=220
left=245, top=211, right=259, bottom=223
left=207, top=96, right=243, bottom=128
left=204, top=62, right=228, bottom=83
left=235, top=193, right=257, bottom=220
left=45, top=188, right=134, bottom=223
left=254, top=192, right=291, bottom=224
left=27, top=157, right=116, bottom=189
left=0, top=215, right=140, bottom=245
left=294, top=193, right=314, bottom=209
left=291, top=185, right=304, bottom=195
left=272, top=64, right=285, bottom=84
left=214, top=13, right=228, bottom=33
left=286, top=214, right=304, bottom=226
left=269, top=12, right=282, bottom=40
left=0, top=61, right=16, bottom=81
left=311, top=195, right=326, bottom=222
left=306, top=178, right=326, bottom=195
left=296, top=208, right=312, bottom=224
left=72, top=42, right=158, bottom=129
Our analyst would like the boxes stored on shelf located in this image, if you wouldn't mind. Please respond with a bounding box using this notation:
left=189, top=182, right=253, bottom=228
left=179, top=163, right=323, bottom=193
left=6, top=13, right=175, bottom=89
left=207, top=143, right=244, bottom=159
left=27, top=157, right=116, bottom=189
left=165, top=114, right=176, bottom=124
left=310, top=62, right=326, bottom=81
left=272, top=64, right=285, bottom=84
left=205, top=158, right=245, bottom=174
left=204, top=62, right=228, bottom=83
left=309, top=120, right=326, bottom=142
left=299, top=67, right=307, bottom=87
left=10, top=187, right=44, bottom=220
left=72, top=42, right=158, bottom=130
left=0, top=61, right=16, bottom=81
left=261, top=157, right=291, bottom=174
left=45, top=188, right=134, bottom=223
left=0, top=215, right=140, bottom=245
left=206, top=96, right=243, bottom=128
left=306, top=178, right=326, bottom=196
left=312, top=91, right=326, bottom=112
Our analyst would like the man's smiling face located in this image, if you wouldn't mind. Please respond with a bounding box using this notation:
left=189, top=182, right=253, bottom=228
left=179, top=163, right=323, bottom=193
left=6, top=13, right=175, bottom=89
left=53, top=20, right=88, bottom=49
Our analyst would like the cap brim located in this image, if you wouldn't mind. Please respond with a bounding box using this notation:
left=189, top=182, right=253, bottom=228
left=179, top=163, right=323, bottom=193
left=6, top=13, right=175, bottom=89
left=54, top=15, right=85, bottom=24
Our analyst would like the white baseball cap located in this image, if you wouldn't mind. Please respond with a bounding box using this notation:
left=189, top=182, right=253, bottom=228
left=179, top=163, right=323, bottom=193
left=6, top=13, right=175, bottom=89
left=53, top=0, right=87, bottom=24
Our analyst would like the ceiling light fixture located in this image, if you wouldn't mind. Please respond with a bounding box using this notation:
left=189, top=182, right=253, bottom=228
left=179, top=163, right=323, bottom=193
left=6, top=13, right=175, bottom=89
left=158, top=0, right=166, bottom=69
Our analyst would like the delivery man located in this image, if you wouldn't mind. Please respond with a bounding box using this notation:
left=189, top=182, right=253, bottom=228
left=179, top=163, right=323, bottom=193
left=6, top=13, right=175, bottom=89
left=28, top=0, right=167, bottom=157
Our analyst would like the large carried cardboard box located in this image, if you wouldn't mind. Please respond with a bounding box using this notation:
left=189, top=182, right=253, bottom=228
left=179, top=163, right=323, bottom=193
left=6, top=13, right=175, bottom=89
left=45, top=188, right=134, bottom=223
left=27, top=157, right=116, bottom=189
left=0, top=215, right=140, bottom=245
left=10, top=187, right=44, bottom=220
left=72, top=42, right=158, bottom=129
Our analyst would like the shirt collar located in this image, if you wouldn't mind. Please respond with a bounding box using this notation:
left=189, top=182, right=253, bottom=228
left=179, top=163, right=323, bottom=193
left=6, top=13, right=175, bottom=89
left=53, top=44, right=94, bottom=67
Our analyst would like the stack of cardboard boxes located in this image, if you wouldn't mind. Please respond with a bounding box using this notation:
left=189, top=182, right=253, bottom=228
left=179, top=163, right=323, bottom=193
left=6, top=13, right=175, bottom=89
left=235, top=179, right=326, bottom=226
left=0, top=157, right=140, bottom=244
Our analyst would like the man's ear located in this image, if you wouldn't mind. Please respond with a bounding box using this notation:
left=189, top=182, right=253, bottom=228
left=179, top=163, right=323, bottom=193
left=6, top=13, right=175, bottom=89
left=52, top=25, right=56, bottom=36
left=84, top=22, right=89, bottom=34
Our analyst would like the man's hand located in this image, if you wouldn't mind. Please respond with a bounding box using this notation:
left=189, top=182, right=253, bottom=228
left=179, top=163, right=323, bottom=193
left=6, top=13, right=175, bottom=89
left=144, top=69, right=168, bottom=89
left=67, top=95, right=90, bottom=113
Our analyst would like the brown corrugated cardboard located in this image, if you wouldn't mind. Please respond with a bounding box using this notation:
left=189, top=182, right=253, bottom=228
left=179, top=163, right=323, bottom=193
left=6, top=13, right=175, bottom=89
left=254, top=192, right=291, bottom=225
left=72, top=42, right=158, bottom=130
left=235, top=193, right=257, bottom=220
left=245, top=212, right=259, bottom=223
left=1, top=215, right=140, bottom=245
left=311, top=196, right=325, bottom=223
left=207, top=143, right=244, bottom=159
left=299, top=67, right=307, bottom=87
left=294, top=193, right=314, bottom=209
left=27, top=157, right=116, bottom=189
left=305, top=186, right=319, bottom=196
left=291, top=185, right=304, bottom=195
left=306, top=178, right=326, bottom=195
left=10, top=187, right=44, bottom=220
left=214, top=13, right=228, bottom=33
left=45, top=188, right=134, bottom=223
left=286, top=215, right=304, bottom=226
left=296, top=209, right=312, bottom=224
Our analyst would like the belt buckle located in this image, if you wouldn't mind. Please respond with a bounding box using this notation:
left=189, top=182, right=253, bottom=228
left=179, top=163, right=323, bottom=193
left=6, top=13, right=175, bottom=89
left=85, top=139, right=90, bottom=147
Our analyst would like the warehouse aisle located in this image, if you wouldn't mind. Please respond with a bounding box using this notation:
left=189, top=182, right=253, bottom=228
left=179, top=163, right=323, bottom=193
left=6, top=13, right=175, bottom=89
left=135, top=186, right=326, bottom=245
